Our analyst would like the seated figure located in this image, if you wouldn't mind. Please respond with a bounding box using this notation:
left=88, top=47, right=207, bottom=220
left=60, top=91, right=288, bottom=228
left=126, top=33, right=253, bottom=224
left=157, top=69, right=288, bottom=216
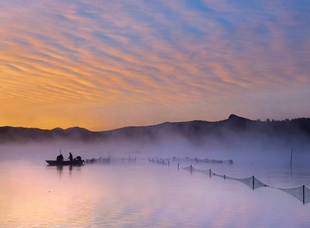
left=56, top=154, right=64, bottom=162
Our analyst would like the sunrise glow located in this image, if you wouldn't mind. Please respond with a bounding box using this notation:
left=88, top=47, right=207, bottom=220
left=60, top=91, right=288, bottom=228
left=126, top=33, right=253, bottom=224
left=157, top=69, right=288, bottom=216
left=1, top=1, right=309, bottom=130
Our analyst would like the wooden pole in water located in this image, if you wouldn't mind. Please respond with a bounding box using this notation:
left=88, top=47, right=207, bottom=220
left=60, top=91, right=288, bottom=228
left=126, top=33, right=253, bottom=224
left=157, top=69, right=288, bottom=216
left=252, top=176, right=255, bottom=190
left=290, top=148, right=293, bottom=168
left=303, top=185, right=305, bottom=205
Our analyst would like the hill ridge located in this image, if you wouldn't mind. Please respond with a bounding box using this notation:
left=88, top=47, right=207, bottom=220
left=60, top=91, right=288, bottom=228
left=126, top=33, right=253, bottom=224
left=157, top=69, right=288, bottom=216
left=0, top=114, right=309, bottom=144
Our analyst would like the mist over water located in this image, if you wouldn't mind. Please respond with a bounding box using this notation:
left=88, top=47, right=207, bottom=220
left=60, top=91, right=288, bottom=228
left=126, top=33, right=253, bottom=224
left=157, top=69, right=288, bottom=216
left=0, top=139, right=295, bottom=159
left=1, top=133, right=310, bottom=227
left=2, top=127, right=310, bottom=184
left=1, top=130, right=310, bottom=169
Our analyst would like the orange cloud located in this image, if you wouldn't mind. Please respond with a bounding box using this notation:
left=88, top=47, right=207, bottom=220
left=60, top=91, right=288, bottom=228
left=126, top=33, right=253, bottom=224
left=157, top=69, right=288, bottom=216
left=0, top=1, right=309, bottom=130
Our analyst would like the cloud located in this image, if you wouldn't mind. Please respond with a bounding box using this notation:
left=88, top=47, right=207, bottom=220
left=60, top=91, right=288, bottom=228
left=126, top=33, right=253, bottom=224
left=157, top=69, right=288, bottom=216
left=0, top=0, right=309, bottom=130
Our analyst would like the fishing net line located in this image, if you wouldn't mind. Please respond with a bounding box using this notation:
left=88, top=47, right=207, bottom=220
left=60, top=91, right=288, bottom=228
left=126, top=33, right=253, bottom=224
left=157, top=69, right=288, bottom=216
left=233, top=176, right=268, bottom=189
left=180, top=165, right=309, bottom=204
left=158, top=156, right=233, bottom=164
left=278, top=185, right=310, bottom=204
left=213, top=174, right=268, bottom=190
left=182, top=165, right=194, bottom=172
left=278, top=186, right=304, bottom=203
left=304, top=186, right=310, bottom=204
left=193, top=168, right=210, bottom=175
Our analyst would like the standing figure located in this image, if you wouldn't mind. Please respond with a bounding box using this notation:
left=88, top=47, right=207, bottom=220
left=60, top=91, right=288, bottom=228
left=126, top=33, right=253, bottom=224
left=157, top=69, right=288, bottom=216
left=68, top=152, right=73, bottom=162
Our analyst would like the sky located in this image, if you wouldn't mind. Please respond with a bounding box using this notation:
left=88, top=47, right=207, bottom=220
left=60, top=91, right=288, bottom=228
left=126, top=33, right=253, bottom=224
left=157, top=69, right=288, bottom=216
left=0, top=0, right=309, bottom=131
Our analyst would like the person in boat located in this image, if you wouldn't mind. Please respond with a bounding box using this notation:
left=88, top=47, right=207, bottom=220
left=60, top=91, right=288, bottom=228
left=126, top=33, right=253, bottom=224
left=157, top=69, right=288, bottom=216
left=74, top=156, right=85, bottom=164
left=68, top=152, right=73, bottom=162
left=56, top=154, right=64, bottom=162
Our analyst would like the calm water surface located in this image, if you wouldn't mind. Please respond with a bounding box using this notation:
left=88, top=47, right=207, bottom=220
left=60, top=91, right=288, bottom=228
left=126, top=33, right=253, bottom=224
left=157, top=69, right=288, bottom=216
left=1, top=157, right=310, bottom=227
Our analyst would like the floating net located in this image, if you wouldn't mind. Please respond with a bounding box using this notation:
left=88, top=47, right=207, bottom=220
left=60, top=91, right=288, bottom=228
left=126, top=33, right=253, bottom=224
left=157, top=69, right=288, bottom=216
left=278, top=185, right=310, bottom=204
left=305, top=186, right=310, bottom=204
left=227, top=176, right=268, bottom=190
left=152, top=156, right=233, bottom=164
left=150, top=157, right=310, bottom=205
left=278, top=186, right=304, bottom=203
left=192, top=168, right=214, bottom=177
left=181, top=165, right=309, bottom=205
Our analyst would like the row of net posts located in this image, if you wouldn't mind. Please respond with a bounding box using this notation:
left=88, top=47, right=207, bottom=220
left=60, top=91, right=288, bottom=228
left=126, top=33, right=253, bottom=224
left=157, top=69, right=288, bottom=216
left=148, top=157, right=310, bottom=205
left=184, top=165, right=310, bottom=205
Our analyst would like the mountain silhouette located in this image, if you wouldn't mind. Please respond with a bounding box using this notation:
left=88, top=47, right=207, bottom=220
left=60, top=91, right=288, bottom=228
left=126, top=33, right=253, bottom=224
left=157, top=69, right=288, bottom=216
left=0, top=114, right=309, bottom=145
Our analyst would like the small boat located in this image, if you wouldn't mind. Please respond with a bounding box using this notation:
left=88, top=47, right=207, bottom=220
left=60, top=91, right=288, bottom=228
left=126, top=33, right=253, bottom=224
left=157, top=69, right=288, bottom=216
left=46, top=159, right=85, bottom=166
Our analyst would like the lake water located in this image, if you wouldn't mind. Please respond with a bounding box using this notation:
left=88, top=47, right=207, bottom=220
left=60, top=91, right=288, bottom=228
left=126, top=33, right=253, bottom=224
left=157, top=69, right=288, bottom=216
left=1, top=145, right=310, bottom=227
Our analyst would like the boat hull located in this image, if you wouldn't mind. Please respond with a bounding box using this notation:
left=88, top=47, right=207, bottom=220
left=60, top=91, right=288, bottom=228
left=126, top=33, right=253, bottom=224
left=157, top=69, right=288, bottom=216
left=46, top=160, right=84, bottom=166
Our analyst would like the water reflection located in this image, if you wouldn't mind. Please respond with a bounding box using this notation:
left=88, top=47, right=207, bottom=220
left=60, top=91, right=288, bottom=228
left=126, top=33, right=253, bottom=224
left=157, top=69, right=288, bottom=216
left=1, top=161, right=102, bottom=227
left=46, top=165, right=83, bottom=178
left=1, top=160, right=310, bottom=227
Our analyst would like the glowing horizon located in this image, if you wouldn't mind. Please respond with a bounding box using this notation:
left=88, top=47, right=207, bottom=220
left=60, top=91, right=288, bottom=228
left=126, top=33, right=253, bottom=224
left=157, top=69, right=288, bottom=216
left=1, top=1, right=309, bottom=131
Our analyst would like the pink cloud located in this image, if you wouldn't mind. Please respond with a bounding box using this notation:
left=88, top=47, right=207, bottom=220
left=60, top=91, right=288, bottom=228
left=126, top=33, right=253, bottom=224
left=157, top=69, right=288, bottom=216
left=0, top=0, right=309, bottom=130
